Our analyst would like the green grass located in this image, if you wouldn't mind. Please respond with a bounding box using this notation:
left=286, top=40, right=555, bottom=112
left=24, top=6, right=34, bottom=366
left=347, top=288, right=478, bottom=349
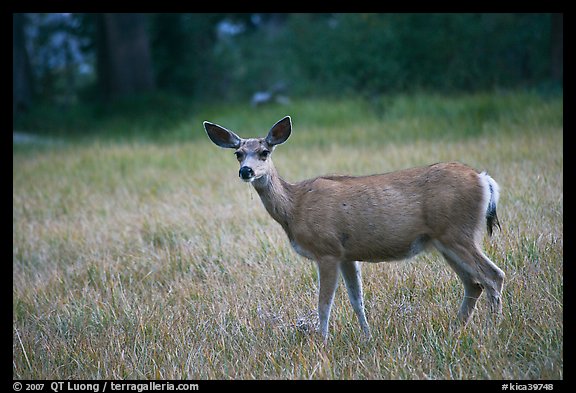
left=13, top=92, right=562, bottom=379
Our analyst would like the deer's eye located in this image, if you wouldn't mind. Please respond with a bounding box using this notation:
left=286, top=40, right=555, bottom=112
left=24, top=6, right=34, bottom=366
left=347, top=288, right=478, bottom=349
left=260, top=150, right=271, bottom=160
left=234, top=151, right=245, bottom=161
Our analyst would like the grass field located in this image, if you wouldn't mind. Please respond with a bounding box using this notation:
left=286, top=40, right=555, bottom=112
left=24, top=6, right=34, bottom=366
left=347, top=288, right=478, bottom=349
left=13, top=92, right=563, bottom=379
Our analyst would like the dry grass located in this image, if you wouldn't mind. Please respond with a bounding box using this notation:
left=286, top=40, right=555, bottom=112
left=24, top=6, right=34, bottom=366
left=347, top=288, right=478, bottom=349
left=13, top=93, right=562, bottom=379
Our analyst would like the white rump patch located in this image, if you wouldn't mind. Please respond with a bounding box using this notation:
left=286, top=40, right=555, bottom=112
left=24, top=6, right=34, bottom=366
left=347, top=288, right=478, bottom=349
left=478, top=171, right=500, bottom=216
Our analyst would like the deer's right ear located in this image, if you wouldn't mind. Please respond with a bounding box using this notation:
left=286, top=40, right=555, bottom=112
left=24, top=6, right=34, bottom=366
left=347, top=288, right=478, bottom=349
left=204, top=121, right=242, bottom=149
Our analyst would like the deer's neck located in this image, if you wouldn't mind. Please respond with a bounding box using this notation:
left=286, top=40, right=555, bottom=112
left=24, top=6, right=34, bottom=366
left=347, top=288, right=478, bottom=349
left=251, top=164, right=294, bottom=239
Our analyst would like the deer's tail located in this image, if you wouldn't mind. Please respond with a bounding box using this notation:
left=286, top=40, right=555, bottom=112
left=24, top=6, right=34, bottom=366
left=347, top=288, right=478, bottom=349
left=479, top=171, right=501, bottom=237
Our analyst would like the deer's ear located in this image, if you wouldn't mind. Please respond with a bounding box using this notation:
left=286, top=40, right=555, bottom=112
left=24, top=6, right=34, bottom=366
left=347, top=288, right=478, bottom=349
left=266, top=116, right=291, bottom=146
left=204, top=121, right=242, bottom=149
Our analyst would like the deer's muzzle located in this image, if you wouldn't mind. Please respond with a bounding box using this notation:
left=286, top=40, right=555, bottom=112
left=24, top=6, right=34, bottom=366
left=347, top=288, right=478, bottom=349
left=239, top=166, right=254, bottom=181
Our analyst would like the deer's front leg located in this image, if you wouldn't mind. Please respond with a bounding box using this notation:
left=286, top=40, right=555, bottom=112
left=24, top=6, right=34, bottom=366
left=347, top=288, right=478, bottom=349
left=340, top=260, right=371, bottom=338
left=316, top=258, right=340, bottom=341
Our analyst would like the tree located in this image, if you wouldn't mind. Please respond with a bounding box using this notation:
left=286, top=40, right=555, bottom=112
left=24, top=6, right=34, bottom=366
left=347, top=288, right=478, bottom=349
left=13, top=13, right=33, bottom=114
left=150, top=13, right=224, bottom=96
left=96, top=13, right=155, bottom=98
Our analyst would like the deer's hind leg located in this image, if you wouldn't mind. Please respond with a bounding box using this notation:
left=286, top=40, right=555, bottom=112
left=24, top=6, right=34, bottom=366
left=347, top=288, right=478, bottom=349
left=434, top=239, right=505, bottom=323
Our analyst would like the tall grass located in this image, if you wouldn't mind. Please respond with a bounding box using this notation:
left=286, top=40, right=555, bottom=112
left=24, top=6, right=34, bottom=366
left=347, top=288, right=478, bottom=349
left=13, top=92, right=562, bottom=379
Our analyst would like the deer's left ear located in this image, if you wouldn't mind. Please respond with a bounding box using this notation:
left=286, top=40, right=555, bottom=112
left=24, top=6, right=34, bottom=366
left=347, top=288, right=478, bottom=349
left=266, top=116, right=291, bottom=146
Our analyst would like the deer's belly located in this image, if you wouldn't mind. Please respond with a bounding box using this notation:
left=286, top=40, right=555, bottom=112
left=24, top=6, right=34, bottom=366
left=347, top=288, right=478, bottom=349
left=344, top=234, right=431, bottom=262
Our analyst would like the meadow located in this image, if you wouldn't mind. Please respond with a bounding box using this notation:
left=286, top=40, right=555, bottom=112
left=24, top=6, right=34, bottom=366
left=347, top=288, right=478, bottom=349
left=13, top=92, right=563, bottom=379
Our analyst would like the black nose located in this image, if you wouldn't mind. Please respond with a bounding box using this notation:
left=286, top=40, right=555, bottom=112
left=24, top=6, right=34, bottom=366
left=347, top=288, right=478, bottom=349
left=239, top=166, right=254, bottom=180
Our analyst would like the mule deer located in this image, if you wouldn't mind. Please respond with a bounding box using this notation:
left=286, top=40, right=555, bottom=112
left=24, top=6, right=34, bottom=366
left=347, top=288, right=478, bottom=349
left=204, top=116, right=505, bottom=340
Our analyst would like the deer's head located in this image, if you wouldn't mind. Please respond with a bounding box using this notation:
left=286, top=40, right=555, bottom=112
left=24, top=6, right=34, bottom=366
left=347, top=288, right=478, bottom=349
left=204, top=116, right=292, bottom=183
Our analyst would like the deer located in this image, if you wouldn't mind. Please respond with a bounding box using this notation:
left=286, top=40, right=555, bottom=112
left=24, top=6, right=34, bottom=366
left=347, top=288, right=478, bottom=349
left=203, top=116, right=505, bottom=341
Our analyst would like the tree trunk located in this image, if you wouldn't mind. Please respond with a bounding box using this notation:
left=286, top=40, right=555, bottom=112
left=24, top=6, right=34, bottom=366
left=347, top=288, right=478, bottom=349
left=13, top=13, right=33, bottom=115
left=97, top=13, right=155, bottom=98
